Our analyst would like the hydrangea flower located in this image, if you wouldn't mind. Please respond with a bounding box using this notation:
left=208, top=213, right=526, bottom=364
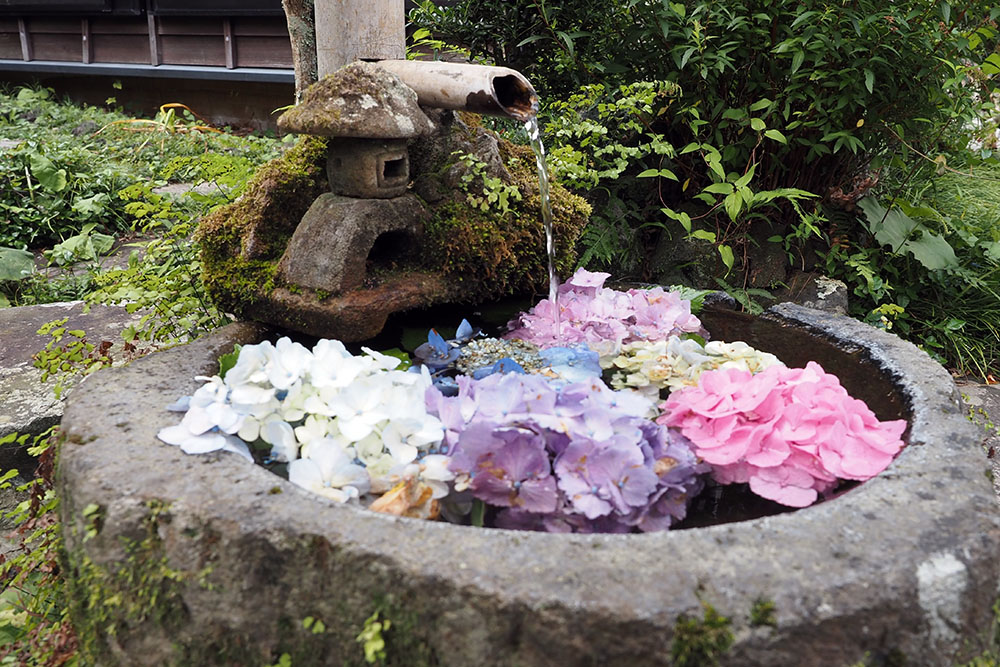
left=658, top=361, right=907, bottom=507
left=427, top=372, right=707, bottom=532
left=158, top=337, right=446, bottom=504
left=505, top=268, right=705, bottom=363
left=610, top=337, right=783, bottom=398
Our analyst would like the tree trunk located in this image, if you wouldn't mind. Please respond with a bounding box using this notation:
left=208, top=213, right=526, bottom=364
left=282, top=0, right=318, bottom=101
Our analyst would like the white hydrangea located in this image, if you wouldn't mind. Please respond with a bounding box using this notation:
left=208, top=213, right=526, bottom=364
left=609, top=337, right=783, bottom=398
left=157, top=337, right=446, bottom=504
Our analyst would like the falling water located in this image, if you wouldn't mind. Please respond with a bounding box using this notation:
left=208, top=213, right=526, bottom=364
left=524, top=117, right=560, bottom=332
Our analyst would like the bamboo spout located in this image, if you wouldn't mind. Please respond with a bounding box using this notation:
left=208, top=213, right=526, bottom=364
left=377, top=60, right=539, bottom=122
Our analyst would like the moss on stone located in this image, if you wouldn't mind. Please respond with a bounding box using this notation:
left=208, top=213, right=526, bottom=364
left=749, top=597, right=777, bottom=628
left=196, top=134, right=328, bottom=262
left=422, top=136, right=590, bottom=301
left=196, top=136, right=327, bottom=315
left=64, top=499, right=188, bottom=665
left=670, top=601, right=734, bottom=667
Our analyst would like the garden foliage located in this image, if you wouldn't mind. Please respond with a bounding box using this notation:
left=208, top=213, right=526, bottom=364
left=412, top=1, right=1000, bottom=375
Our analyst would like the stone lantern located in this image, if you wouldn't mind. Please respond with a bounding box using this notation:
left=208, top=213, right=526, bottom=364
left=274, top=62, right=436, bottom=295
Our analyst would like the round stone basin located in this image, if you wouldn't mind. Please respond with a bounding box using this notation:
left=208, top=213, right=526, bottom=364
left=57, top=303, right=1000, bottom=666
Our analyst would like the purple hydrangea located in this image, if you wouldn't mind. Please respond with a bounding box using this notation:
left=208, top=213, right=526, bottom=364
left=426, top=372, right=707, bottom=533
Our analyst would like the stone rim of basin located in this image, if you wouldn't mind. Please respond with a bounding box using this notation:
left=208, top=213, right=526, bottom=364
left=57, top=303, right=1000, bottom=666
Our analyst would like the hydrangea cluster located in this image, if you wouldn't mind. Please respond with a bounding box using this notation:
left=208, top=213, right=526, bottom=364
left=158, top=337, right=451, bottom=507
left=657, top=361, right=907, bottom=508
left=610, top=338, right=783, bottom=398
left=505, top=268, right=705, bottom=363
left=425, top=372, right=707, bottom=533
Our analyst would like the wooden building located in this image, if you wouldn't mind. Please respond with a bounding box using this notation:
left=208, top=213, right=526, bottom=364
left=0, top=0, right=297, bottom=128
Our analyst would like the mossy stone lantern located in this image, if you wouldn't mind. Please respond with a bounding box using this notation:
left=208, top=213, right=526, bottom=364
left=277, top=61, right=435, bottom=199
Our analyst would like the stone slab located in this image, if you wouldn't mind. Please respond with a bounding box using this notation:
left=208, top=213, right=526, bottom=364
left=0, top=301, right=146, bottom=443
left=57, top=307, right=1000, bottom=666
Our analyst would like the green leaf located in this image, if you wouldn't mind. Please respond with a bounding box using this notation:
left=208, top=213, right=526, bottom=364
left=28, top=152, right=68, bottom=193
left=724, top=192, right=743, bottom=221
left=749, top=118, right=766, bottom=131
left=857, top=198, right=958, bottom=270
left=749, top=98, right=772, bottom=112
left=637, top=169, right=660, bottom=178
left=857, top=198, right=917, bottom=248
left=763, top=129, right=787, bottom=144
left=790, top=50, right=805, bottom=75
left=863, top=69, right=874, bottom=94
left=0, top=246, right=34, bottom=281
left=718, top=244, right=735, bottom=270
left=218, top=344, right=242, bottom=379
left=905, top=231, right=959, bottom=270
left=982, top=53, right=1000, bottom=76
left=734, top=164, right=755, bottom=188
left=702, top=182, right=734, bottom=195
left=690, top=229, right=717, bottom=242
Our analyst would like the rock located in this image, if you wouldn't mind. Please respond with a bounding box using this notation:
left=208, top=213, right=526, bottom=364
left=0, top=301, right=143, bottom=443
left=71, top=120, right=99, bottom=136
left=0, top=301, right=147, bottom=555
left=152, top=182, right=220, bottom=198
left=277, top=193, right=428, bottom=294
left=57, top=310, right=1000, bottom=666
left=772, top=272, right=849, bottom=315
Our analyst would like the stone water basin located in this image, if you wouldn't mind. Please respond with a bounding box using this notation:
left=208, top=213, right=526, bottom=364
left=57, top=302, right=1000, bottom=666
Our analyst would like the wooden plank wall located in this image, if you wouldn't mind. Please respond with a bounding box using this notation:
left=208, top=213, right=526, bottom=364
left=0, top=19, right=20, bottom=60
left=1, top=14, right=292, bottom=69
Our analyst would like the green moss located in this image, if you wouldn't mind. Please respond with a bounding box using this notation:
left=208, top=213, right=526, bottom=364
left=749, top=597, right=777, bottom=628
left=200, top=257, right=278, bottom=319
left=671, top=602, right=734, bottom=667
left=64, top=499, right=188, bottom=664
left=423, top=138, right=590, bottom=301
left=195, top=135, right=327, bottom=314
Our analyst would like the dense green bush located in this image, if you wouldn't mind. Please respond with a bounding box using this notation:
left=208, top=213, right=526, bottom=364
left=414, top=1, right=1000, bottom=375
left=415, top=0, right=996, bottom=192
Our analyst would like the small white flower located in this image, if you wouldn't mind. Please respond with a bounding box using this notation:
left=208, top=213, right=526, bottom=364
left=265, top=337, right=313, bottom=391
left=157, top=424, right=253, bottom=462
left=261, top=418, right=298, bottom=462
left=330, top=377, right=390, bottom=442
left=288, top=437, right=370, bottom=502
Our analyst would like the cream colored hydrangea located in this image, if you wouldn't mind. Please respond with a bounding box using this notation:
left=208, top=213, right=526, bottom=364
left=608, top=337, right=782, bottom=398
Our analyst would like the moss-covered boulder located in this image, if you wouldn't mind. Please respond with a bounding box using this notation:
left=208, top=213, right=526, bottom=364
left=196, top=111, right=590, bottom=340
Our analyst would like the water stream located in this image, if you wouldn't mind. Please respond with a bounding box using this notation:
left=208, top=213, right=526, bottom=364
left=524, top=117, right=560, bottom=334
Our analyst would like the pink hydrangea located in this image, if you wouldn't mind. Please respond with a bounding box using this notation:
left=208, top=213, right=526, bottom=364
left=657, top=361, right=906, bottom=508
left=505, top=268, right=704, bottom=360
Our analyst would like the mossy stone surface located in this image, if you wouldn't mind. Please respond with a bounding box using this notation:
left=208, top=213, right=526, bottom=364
left=57, top=310, right=1000, bottom=666
left=277, top=62, right=434, bottom=139
left=198, top=110, right=590, bottom=340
